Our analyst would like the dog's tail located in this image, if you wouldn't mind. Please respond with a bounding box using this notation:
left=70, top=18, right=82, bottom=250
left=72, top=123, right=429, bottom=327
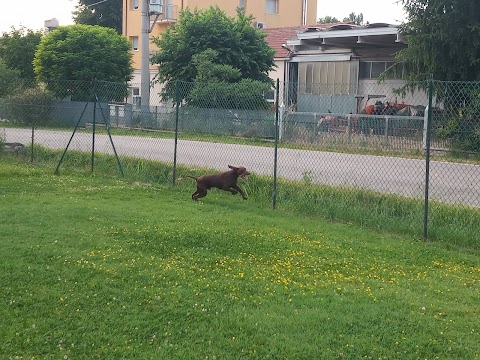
left=185, top=175, right=198, bottom=181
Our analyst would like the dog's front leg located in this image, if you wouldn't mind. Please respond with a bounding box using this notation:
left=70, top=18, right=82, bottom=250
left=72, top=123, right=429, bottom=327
left=231, top=185, right=247, bottom=200
left=228, top=188, right=239, bottom=195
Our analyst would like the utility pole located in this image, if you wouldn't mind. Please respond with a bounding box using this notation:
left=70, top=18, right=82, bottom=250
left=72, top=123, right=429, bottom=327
left=141, top=0, right=150, bottom=110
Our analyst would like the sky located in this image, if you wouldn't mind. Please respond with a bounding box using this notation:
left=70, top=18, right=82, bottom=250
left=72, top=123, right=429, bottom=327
left=0, top=0, right=407, bottom=34
left=317, top=0, right=406, bottom=25
left=0, top=0, right=78, bottom=34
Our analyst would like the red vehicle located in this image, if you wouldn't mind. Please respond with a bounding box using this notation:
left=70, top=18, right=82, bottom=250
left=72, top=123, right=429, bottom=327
left=363, top=98, right=407, bottom=115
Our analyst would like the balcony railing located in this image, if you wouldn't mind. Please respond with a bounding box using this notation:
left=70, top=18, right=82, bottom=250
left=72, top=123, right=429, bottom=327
left=149, top=4, right=177, bottom=23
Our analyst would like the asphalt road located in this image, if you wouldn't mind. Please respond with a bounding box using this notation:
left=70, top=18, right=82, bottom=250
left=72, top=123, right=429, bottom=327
left=3, top=127, right=479, bottom=207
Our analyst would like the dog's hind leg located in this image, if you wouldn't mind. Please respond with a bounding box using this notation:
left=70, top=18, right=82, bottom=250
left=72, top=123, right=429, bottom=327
left=192, top=188, right=207, bottom=200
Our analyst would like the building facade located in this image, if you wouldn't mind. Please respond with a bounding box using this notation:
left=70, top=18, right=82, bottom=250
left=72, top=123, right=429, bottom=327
left=262, top=23, right=423, bottom=114
left=122, top=0, right=317, bottom=104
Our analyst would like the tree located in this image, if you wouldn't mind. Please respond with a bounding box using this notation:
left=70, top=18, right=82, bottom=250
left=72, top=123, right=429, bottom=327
left=5, top=87, right=54, bottom=127
left=74, top=0, right=123, bottom=34
left=397, top=1, right=480, bottom=152
left=0, top=60, right=22, bottom=97
left=318, top=13, right=366, bottom=25
left=317, top=16, right=339, bottom=24
left=0, top=27, right=43, bottom=83
left=343, top=12, right=364, bottom=25
left=192, top=49, right=241, bottom=83
left=151, top=6, right=275, bottom=100
left=33, top=24, right=133, bottom=100
left=186, top=49, right=271, bottom=109
left=397, top=0, right=480, bottom=82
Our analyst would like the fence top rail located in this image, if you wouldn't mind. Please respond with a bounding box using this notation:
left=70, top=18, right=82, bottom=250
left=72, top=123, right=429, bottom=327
left=288, top=111, right=424, bottom=121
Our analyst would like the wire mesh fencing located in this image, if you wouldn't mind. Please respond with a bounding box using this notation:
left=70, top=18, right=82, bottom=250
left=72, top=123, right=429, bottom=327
left=280, top=80, right=430, bottom=153
left=427, top=80, right=480, bottom=207
left=1, top=78, right=479, bottom=241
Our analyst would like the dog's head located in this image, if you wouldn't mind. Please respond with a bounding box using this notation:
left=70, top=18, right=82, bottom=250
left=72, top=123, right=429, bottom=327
left=228, top=165, right=250, bottom=181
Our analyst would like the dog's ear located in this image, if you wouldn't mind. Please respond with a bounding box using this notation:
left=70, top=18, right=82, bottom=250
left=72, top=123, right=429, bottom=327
left=228, top=165, right=238, bottom=170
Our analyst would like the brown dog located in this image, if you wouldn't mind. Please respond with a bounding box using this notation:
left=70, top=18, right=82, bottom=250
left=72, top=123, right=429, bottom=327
left=187, top=165, right=250, bottom=201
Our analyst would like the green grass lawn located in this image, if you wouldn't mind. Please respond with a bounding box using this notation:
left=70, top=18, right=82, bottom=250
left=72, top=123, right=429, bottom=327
left=1, top=159, right=479, bottom=359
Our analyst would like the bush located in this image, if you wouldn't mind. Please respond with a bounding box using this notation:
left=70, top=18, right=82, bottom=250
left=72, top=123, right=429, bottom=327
left=436, top=85, right=480, bottom=152
left=5, top=87, right=54, bottom=126
left=187, top=79, right=272, bottom=110
left=436, top=114, right=480, bottom=152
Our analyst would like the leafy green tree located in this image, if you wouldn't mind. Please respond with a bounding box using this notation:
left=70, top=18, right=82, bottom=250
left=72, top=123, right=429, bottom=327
left=74, top=0, right=123, bottom=34
left=186, top=49, right=271, bottom=109
left=343, top=12, right=364, bottom=25
left=317, top=16, right=339, bottom=24
left=397, top=0, right=480, bottom=151
left=33, top=24, right=133, bottom=100
left=151, top=6, right=275, bottom=101
left=398, top=0, right=480, bottom=81
left=192, top=49, right=241, bottom=83
left=318, top=13, right=366, bottom=25
left=0, top=27, right=43, bottom=83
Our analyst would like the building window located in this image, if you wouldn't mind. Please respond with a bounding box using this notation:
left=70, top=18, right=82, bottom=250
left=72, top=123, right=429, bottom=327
left=132, top=0, right=139, bottom=10
left=359, top=61, right=402, bottom=79
left=298, top=61, right=353, bottom=95
left=165, top=0, right=174, bottom=19
left=130, top=36, right=139, bottom=51
left=359, top=62, right=371, bottom=79
left=266, top=0, right=278, bottom=14
left=371, top=62, right=385, bottom=79
left=131, top=87, right=140, bottom=106
left=239, top=0, right=246, bottom=9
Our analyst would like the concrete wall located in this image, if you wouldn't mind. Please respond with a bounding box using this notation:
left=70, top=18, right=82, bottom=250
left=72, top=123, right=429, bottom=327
left=297, top=93, right=356, bottom=114
left=50, top=101, right=111, bottom=127
left=358, top=80, right=430, bottom=109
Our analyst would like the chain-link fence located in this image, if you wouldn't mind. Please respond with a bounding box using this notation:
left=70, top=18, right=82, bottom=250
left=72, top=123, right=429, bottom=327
left=1, top=78, right=479, bottom=242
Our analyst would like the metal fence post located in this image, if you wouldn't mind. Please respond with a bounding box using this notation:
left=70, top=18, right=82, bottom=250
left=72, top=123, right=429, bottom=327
left=273, top=78, right=280, bottom=209
left=384, top=115, right=390, bottom=146
left=347, top=114, right=352, bottom=143
left=54, top=101, right=90, bottom=175
left=114, top=105, right=120, bottom=127
left=95, top=95, right=124, bottom=177
left=423, top=77, right=434, bottom=241
left=30, top=123, right=35, bottom=163
left=279, top=102, right=285, bottom=141
left=91, top=80, right=97, bottom=173
left=173, top=80, right=180, bottom=186
left=422, top=110, right=428, bottom=150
